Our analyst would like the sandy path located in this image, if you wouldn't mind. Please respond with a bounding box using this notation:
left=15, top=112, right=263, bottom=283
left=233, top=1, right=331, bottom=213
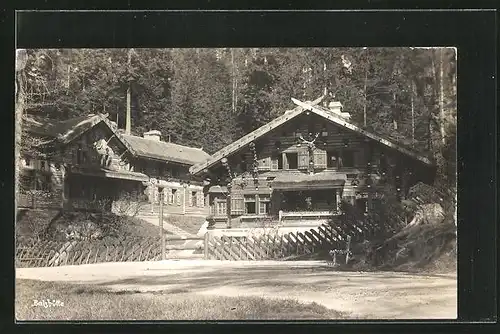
left=17, top=260, right=457, bottom=319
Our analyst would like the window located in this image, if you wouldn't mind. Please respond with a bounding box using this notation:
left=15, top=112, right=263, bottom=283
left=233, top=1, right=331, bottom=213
left=171, top=166, right=180, bottom=178
left=231, top=196, right=245, bottom=215
left=327, top=150, right=339, bottom=168
left=271, top=154, right=283, bottom=170
left=169, top=189, right=177, bottom=204
left=277, top=155, right=283, bottom=169
left=244, top=195, right=256, bottom=214
left=341, top=150, right=355, bottom=168
left=286, top=153, right=298, bottom=169
left=259, top=195, right=271, bottom=215
left=216, top=201, right=227, bottom=216
left=40, top=160, right=46, bottom=171
left=76, top=145, right=82, bottom=164
left=355, top=198, right=368, bottom=213
left=158, top=163, right=165, bottom=177
left=191, top=191, right=198, bottom=207
left=25, top=157, right=31, bottom=167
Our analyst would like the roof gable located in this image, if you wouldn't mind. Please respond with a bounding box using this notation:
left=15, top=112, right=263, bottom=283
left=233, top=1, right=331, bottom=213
left=190, top=97, right=435, bottom=175
left=25, top=114, right=137, bottom=156
left=291, top=98, right=435, bottom=166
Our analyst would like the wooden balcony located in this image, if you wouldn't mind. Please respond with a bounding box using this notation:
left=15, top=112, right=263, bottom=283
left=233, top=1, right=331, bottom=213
left=279, top=210, right=339, bottom=226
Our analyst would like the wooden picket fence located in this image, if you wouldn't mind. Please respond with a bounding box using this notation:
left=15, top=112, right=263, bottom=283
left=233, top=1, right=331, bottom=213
left=16, top=235, right=204, bottom=268
left=17, top=215, right=393, bottom=265
left=205, top=218, right=385, bottom=261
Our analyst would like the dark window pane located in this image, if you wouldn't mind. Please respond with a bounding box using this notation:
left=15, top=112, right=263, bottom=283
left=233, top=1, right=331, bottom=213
left=342, top=150, right=354, bottom=167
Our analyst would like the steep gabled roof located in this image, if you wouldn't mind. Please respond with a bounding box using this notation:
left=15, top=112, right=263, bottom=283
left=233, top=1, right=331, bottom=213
left=190, top=97, right=435, bottom=175
left=121, top=134, right=211, bottom=166
left=25, top=114, right=103, bottom=140
left=25, top=114, right=211, bottom=166
left=25, top=114, right=138, bottom=155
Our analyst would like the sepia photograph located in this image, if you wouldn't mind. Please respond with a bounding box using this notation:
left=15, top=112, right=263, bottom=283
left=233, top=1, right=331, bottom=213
left=15, top=47, right=457, bottom=320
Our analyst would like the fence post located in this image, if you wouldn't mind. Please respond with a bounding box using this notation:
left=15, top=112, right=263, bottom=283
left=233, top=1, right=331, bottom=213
left=345, top=235, right=352, bottom=264
left=204, top=232, right=209, bottom=260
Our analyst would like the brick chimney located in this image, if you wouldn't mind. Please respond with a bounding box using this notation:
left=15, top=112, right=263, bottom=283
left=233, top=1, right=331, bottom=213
left=143, top=130, right=162, bottom=141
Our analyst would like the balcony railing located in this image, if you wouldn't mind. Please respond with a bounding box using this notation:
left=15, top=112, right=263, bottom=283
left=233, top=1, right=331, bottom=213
left=279, top=210, right=339, bottom=222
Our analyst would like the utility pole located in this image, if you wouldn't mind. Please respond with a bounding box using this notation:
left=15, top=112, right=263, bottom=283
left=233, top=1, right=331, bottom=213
left=126, top=48, right=133, bottom=135
left=411, top=81, right=415, bottom=147
left=363, top=69, right=368, bottom=127
left=231, top=49, right=235, bottom=113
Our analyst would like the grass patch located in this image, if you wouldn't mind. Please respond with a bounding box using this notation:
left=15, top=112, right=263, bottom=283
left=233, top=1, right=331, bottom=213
left=16, top=279, right=346, bottom=321
left=164, top=215, right=206, bottom=235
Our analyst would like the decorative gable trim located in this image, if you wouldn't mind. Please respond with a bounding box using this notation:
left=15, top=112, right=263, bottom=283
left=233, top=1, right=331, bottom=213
left=190, top=97, right=435, bottom=175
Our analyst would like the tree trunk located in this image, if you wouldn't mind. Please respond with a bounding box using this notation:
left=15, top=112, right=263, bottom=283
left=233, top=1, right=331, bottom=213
left=66, top=64, right=71, bottom=94
left=439, top=49, right=446, bottom=145
left=15, top=71, right=25, bottom=212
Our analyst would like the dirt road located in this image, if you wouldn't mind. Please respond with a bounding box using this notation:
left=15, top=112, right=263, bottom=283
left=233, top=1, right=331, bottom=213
left=16, top=260, right=457, bottom=319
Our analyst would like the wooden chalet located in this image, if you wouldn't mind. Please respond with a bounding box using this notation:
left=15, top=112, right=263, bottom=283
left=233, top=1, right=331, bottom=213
left=18, top=114, right=211, bottom=217
left=190, top=97, right=436, bottom=228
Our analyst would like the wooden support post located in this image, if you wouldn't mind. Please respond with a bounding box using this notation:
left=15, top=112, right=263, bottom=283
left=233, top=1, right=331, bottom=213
left=227, top=184, right=232, bottom=229
left=204, top=232, right=209, bottom=260
left=158, top=188, right=165, bottom=261
left=345, top=235, right=352, bottom=265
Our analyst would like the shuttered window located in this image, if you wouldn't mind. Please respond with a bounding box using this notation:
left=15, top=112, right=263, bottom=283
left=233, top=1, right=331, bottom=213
left=197, top=192, right=205, bottom=207
left=271, top=156, right=279, bottom=170
left=164, top=188, right=171, bottom=204
left=297, top=150, right=309, bottom=170
left=231, top=195, right=244, bottom=215
left=282, top=153, right=289, bottom=169
left=154, top=188, right=159, bottom=203
left=216, top=201, right=227, bottom=216
left=258, top=195, right=271, bottom=215
left=168, top=189, right=177, bottom=204
left=313, top=149, right=327, bottom=169
left=190, top=191, right=197, bottom=207
left=175, top=189, right=182, bottom=206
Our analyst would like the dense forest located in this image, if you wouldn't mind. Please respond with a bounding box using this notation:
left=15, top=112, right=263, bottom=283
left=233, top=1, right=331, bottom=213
left=15, top=47, right=456, bottom=199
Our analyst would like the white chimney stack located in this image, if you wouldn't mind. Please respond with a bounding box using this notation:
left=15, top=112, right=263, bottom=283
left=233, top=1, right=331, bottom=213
left=143, top=130, right=162, bottom=141
left=328, top=101, right=351, bottom=120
